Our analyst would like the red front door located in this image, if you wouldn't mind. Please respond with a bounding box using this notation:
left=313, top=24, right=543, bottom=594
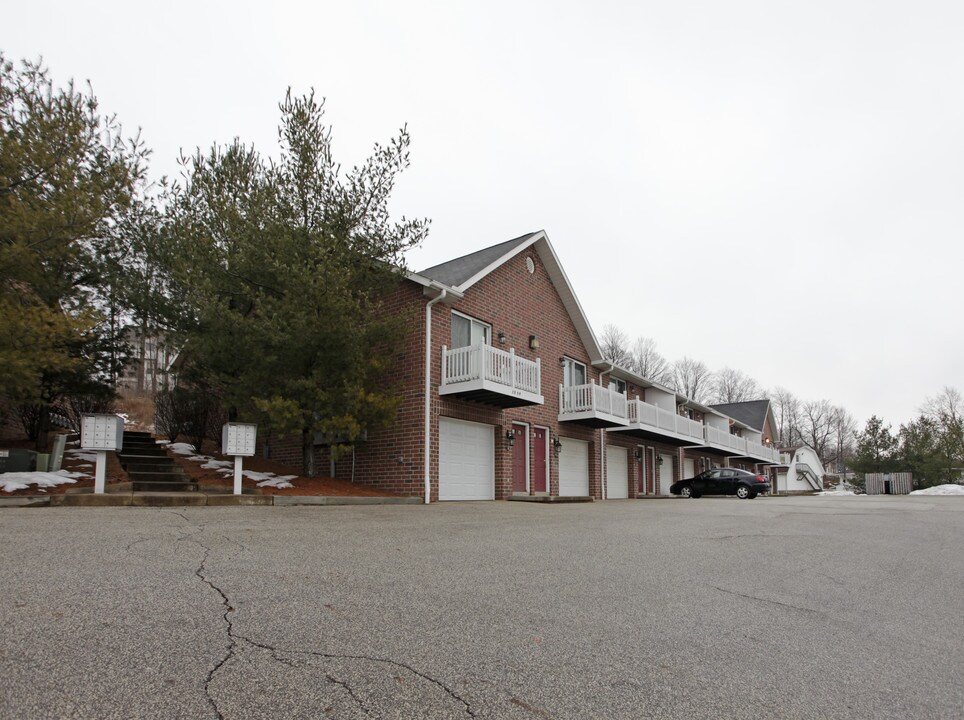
left=532, top=427, right=547, bottom=493
left=511, top=423, right=528, bottom=493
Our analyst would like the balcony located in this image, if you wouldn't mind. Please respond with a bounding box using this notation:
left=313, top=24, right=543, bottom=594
left=440, top=343, right=543, bottom=408
left=744, top=440, right=779, bottom=463
left=558, top=381, right=629, bottom=428
left=701, top=426, right=749, bottom=455
left=608, top=399, right=705, bottom=446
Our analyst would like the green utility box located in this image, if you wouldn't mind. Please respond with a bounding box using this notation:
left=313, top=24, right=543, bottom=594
left=0, top=449, right=38, bottom=473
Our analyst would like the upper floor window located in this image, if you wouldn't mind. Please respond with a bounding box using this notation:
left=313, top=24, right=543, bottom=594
left=610, top=378, right=627, bottom=395
left=451, top=312, right=490, bottom=349
left=563, top=357, right=586, bottom=387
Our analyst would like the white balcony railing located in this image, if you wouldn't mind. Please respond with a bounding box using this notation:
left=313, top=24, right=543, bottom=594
left=560, top=381, right=628, bottom=420
left=628, top=398, right=658, bottom=427
left=626, top=399, right=705, bottom=443
left=676, top=415, right=705, bottom=442
left=704, top=426, right=747, bottom=453
left=441, top=343, right=541, bottom=396
left=745, top=440, right=777, bottom=462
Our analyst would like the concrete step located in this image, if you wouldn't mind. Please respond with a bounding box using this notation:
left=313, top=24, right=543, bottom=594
left=128, top=470, right=187, bottom=483
left=122, top=431, right=154, bottom=439
left=131, top=492, right=207, bottom=507
left=118, top=453, right=172, bottom=467
left=125, top=462, right=183, bottom=474
left=132, top=480, right=200, bottom=493
left=120, top=442, right=167, bottom=452
left=118, top=447, right=168, bottom=457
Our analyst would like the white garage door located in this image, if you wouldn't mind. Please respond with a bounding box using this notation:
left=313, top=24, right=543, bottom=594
left=659, top=453, right=674, bottom=496
left=606, top=446, right=629, bottom=499
left=683, top=457, right=695, bottom=479
left=559, top=438, right=589, bottom=496
left=439, top=418, right=494, bottom=501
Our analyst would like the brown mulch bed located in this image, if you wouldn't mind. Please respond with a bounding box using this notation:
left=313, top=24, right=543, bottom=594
left=166, top=438, right=403, bottom=497
left=2, top=432, right=402, bottom=498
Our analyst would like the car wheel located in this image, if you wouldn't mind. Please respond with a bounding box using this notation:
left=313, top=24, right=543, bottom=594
left=736, top=485, right=751, bottom=499
left=679, top=485, right=692, bottom=498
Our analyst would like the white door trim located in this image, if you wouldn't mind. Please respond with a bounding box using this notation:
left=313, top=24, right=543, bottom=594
left=512, top=421, right=530, bottom=493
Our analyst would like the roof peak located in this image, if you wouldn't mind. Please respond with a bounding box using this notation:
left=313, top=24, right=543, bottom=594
left=417, top=232, right=541, bottom=288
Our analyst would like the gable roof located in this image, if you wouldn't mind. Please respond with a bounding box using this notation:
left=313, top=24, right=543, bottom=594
left=413, top=230, right=604, bottom=364
left=709, top=399, right=772, bottom=432
left=417, top=233, right=539, bottom=288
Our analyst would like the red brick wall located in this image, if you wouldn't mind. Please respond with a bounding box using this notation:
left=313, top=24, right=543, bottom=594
left=683, top=448, right=731, bottom=472
left=428, top=248, right=601, bottom=500
left=280, top=245, right=612, bottom=500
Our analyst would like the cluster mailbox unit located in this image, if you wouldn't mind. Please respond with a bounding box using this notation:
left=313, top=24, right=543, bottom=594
left=80, top=414, right=125, bottom=493
left=222, top=423, right=257, bottom=495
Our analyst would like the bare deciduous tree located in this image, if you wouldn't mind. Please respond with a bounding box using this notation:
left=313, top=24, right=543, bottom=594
left=922, top=386, right=962, bottom=424
left=599, top=324, right=632, bottom=367
left=801, top=399, right=837, bottom=461
left=711, top=367, right=762, bottom=404
left=630, top=336, right=671, bottom=385
left=827, top=406, right=857, bottom=472
left=672, top=357, right=712, bottom=403
left=770, top=386, right=802, bottom=447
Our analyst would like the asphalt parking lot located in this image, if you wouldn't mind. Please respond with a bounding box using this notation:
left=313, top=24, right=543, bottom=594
left=1, top=495, right=961, bottom=719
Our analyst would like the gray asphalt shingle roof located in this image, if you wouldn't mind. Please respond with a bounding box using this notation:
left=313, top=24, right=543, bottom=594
left=709, top=399, right=771, bottom=431
left=417, top=232, right=539, bottom=288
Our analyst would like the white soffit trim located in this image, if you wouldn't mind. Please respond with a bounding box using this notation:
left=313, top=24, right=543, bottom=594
left=407, top=272, right=463, bottom=302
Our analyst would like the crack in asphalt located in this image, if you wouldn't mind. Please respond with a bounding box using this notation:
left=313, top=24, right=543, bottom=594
left=124, top=537, right=150, bottom=552
left=229, top=633, right=478, bottom=719
left=195, top=544, right=234, bottom=720
left=293, top=650, right=478, bottom=718
left=710, top=585, right=822, bottom=616
left=325, top=672, right=372, bottom=717
left=165, top=511, right=475, bottom=719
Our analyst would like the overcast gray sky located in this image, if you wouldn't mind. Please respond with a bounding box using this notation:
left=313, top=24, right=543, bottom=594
left=6, top=1, right=963, bottom=428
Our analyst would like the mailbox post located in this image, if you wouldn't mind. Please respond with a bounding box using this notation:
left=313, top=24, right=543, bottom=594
left=80, top=414, right=124, bottom=494
left=222, top=423, right=257, bottom=495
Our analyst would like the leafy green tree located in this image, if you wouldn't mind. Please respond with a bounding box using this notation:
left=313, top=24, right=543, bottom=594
left=898, top=387, right=964, bottom=488
left=898, top=416, right=946, bottom=488
left=852, top=415, right=898, bottom=482
left=0, top=54, right=149, bottom=448
left=162, top=91, right=428, bottom=474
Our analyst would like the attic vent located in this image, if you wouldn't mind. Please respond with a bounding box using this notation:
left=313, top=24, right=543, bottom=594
left=526, top=257, right=535, bottom=274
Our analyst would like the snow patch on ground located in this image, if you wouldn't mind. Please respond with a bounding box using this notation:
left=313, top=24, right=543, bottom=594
left=165, top=443, right=297, bottom=489
left=65, top=448, right=99, bottom=463
left=242, top=470, right=297, bottom=489
left=1, top=470, right=83, bottom=493
left=817, top=485, right=859, bottom=496
left=910, top=484, right=964, bottom=496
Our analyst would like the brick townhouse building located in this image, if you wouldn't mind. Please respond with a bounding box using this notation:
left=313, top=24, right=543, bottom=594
left=269, top=230, right=779, bottom=501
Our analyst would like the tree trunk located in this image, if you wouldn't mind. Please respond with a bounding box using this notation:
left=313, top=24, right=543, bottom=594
left=302, top=427, right=315, bottom=477
left=34, top=405, right=50, bottom=453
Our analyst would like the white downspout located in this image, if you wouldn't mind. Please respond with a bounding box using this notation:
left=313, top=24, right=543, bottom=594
left=598, top=367, right=610, bottom=500
left=424, top=289, right=447, bottom=504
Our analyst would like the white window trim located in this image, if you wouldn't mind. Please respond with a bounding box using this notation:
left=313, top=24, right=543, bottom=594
left=451, top=310, right=491, bottom=348
left=563, top=356, right=587, bottom=387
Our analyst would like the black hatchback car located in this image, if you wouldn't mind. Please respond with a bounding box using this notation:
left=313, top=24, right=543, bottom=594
left=670, top=468, right=770, bottom=499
